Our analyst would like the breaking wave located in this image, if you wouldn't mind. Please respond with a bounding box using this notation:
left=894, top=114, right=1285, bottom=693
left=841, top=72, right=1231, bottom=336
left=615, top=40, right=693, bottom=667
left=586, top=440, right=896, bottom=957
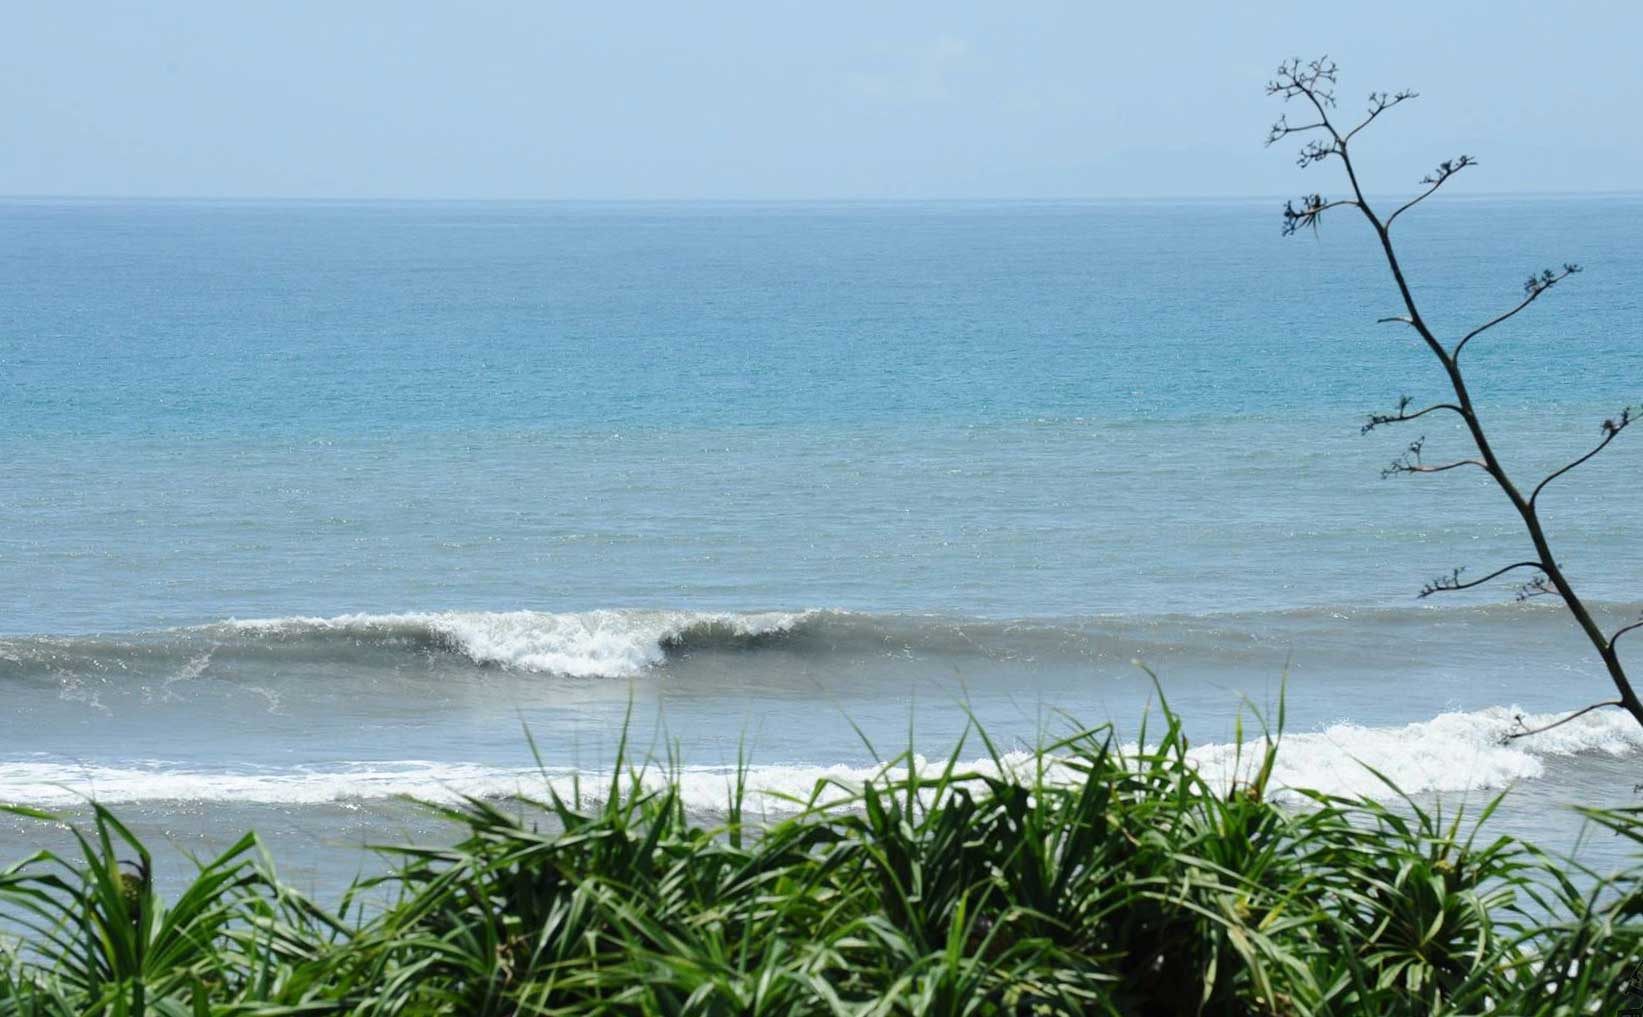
left=4, top=601, right=1634, bottom=682
left=2, top=609, right=818, bottom=681
left=220, top=609, right=811, bottom=678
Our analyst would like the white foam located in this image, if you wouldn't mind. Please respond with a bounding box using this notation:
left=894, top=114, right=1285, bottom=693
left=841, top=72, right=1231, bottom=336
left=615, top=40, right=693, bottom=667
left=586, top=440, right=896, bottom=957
left=0, top=760, right=536, bottom=808
left=5, top=705, right=1639, bottom=809
left=1184, top=704, right=1643, bottom=800
left=0, top=755, right=1070, bottom=813
left=220, top=609, right=811, bottom=678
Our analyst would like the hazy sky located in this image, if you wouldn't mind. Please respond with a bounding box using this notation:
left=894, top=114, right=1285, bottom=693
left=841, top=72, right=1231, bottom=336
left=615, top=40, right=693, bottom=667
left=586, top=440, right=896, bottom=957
left=6, top=1, right=1640, bottom=200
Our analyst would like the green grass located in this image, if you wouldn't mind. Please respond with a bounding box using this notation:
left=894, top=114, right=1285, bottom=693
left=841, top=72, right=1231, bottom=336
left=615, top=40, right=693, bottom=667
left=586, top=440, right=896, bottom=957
left=3, top=700, right=1641, bottom=1015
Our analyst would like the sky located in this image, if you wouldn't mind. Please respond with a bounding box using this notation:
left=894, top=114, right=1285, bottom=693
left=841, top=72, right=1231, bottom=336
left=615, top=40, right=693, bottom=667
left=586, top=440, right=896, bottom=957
left=4, top=1, right=1641, bottom=200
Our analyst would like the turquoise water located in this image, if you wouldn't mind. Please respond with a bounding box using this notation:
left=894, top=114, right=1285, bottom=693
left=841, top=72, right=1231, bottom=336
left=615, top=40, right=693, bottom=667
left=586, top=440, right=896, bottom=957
left=3, top=196, right=1642, bottom=892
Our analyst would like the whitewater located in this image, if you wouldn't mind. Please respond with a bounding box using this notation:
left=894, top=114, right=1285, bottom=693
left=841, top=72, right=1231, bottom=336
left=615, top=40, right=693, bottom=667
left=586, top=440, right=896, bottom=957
left=6, top=702, right=1641, bottom=811
left=223, top=608, right=814, bottom=677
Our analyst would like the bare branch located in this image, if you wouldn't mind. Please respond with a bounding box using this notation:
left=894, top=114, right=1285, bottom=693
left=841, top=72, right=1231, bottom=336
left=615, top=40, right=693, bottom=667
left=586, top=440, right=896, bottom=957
left=1344, top=89, right=1418, bottom=141
left=1612, top=619, right=1643, bottom=648
left=1380, top=436, right=1485, bottom=478
left=1453, top=264, right=1581, bottom=359
left=1385, top=155, right=1476, bottom=227
left=1267, top=59, right=1346, bottom=167
left=1505, top=701, right=1623, bottom=741
left=1361, top=394, right=1463, bottom=434
left=1264, top=114, right=1329, bottom=147
left=1266, top=57, right=1339, bottom=107
left=1295, top=138, right=1338, bottom=168
left=1515, top=574, right=1559, bottom=601
left=1530, top=405, right=1634, bottom=506
left=1268, top=59, right=1363, bottom=238
left=1399, top=460, right=1486, bottom=475
left=1281, top=194, right=1357, bottom=236
left=1418, top=561, right=1546, bottom=599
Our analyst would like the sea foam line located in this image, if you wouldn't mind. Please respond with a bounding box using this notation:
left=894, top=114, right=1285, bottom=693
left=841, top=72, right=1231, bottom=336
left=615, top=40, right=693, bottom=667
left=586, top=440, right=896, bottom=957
left=4, top=705, right=1639, bottom=809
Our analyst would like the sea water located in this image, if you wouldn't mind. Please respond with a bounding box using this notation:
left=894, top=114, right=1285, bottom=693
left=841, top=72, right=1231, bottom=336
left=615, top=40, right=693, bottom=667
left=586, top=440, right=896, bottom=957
left=3, top=196, right=1641, bottom=896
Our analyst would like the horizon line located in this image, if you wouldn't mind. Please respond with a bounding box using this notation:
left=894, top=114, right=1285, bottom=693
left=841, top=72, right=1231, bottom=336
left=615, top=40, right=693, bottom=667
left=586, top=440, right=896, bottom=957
left=4, top=188, right=1641, bottom=205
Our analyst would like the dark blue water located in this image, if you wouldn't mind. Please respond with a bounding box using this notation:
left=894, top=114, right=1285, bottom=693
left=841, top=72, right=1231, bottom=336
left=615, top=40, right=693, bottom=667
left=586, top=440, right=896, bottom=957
left=7, top=198, right=1639, bottom=440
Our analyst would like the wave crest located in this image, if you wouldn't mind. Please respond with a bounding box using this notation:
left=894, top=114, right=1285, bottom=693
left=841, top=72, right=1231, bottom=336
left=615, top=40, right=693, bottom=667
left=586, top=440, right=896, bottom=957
left=221, top=609, right=811, bottom=678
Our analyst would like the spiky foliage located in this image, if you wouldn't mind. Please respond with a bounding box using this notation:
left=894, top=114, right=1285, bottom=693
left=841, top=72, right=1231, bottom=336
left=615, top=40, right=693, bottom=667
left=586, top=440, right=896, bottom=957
left=2, top=705, right=1641, bottom=1015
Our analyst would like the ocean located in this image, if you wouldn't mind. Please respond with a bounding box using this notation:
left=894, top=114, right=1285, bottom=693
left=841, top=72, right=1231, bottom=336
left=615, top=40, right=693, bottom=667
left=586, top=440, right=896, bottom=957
left=3, top=195, right=1641, bottom=897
